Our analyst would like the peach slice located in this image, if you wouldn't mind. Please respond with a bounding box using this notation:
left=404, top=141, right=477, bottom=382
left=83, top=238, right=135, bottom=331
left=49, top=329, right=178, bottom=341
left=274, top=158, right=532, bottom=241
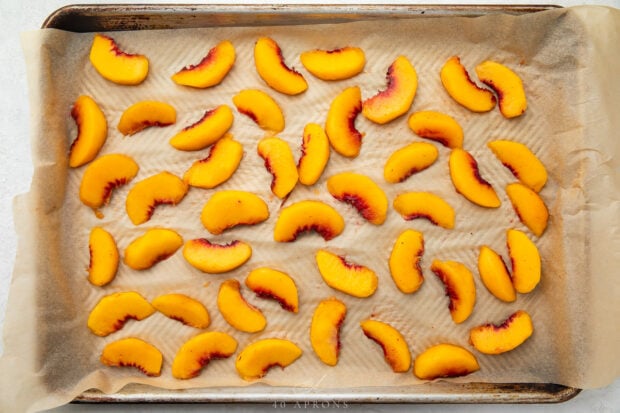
left=384, top=142, right=439, bottom=183
left=389, top=229, right=424, bottom=294
left=469, top=310, right=534, bottom=355
left=183, top=134, right=243, bottom=189
left=69, top=95, right=107, bottom=168
left=88, top=226, right=119, bottom=287
left=200, top=190, right=269, bottom=235
left=478, top=245, right=516, bottom=303
left=152, top=293, right=210, bottom=329
left=430, top=259, right=476, bottom=324
left=123, top=228, right=183, bottom=270
left=257, top=136, right=299, bottom=199
left=254, top=36, right=308, bottom=95
left=172, top=331, right=238, bottom=379
left=449, top=148, right=500, bottom=208
left=87, top=291, right=155, bottom=337
left=315, top=249, right=378, bottom=298
left=235, top=338, right=303, bottom=380
left=407, top=111, right=464, bottom=149
left=413, top=343, right=480, bottom=380
left=392, top=192, right=455, bottom=229
left=360, top=319, right=411, bottom=373
left=125, top=171, right=188, bottom=225
left=297, top=123, right=330, bottom=186
left=171, top=40, right=236, bottom=88
left=79, top=153, right=139, bottom=210
left=117, top=101, right=176, bottom=136
left=506, top=183, right=549, bottom=237
left=507, top=229, right=541, bottom=294
left=475, top=60, right=527, bottom=118
left=325, top=86, right=363, bottom=158
left=217, top=279, right=266, bottom=333
left=440, top=56, right=496, bottom=113
left=274, top=200, right=345, bottom=242
left=89, top=34, right=149, bottom=85
left=232, top=89, right=285, bottom=134
left=245, top=267, right=299, bottom=313
left=488, top=140, right=547, bottom=193
left=362, top=55, right=418, bottom=124
left=183, top=239, right=252, bottom=274
left=326, top=172, right=388, bottom=225
left=310, top=297, right=347, bottom=366
left=300, top=47, right=365, bottom=80
left=169, top=105, right=234, bottom=151
left=100, top=337, right=163, bottom=377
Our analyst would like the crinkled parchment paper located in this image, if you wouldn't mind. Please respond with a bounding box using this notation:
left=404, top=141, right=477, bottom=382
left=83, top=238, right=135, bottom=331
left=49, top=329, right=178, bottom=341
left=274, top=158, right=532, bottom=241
left=1, top=5, right=619, bottom=412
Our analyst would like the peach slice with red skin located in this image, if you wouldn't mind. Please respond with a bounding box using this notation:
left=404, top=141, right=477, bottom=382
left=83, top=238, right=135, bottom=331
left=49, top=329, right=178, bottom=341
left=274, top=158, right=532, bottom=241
left=200, top=190, right=269, bottom=235
left=300, top=47, right=365, bottom=80
left=488, top=140, right=547, bottom=193
left=449, top=148, right=501, bottom=208
left=298, top=123, right=330, bottom=186
left=89, top=34, right=149, bottom=85
left=117, top=101, right=176, bottom=136
left=393, top=192, right=455, bottom=229
left=325, top=86, right=364, bottom=158
left=315, top=250, right=378, bottom=298
left=413, top=343, right=480, bottom=380
left=87, top=291, right=155, bottom=337
left=430, top=259, right=476, bottom=324
left=475, top=60, right=527, bottom=118
left=310, top=297, right=347, bottom=366
left=478, top=245, right=516, bottom=303
left=274, top=200, right=345, bottom=242
left=470, top=310, right=534, bottom=355
left=171, top=40, right=236, bottom=88
left=123, top=228, right=183, bottom=270
left=152, top=293, right=210, bottom=329
left=88, top=226, right=119, bottom=287
left=389, top=229, right=424, bottom=294
left=384, top=142, right=439, bottom=183
left=360, top=319, right=411, bottom=373
left=183, top=134, right=243, bottom=189
left=69, top=95, right=107, bottom=168
left=183, top=238, right=252, bottom=274
left=100, top=337, right=163, bottom=377
left=217, top=279, right=267, bottom=333
left=235, top=338, right=303, bottom=380
left=440, top=56, right=496, bottom=113
left=245, top=267, right=299, bottom=313
left=257, top=136, right=299, bottom=199
left=507, top=229, right=541, bottom=294
left=254, top=37, right=308, bottom=95
left=169, top=105, right=234, bottom=151
left=172, top=331, right=238, bottom=379
left=326, top=172, right=388, bottom=225
left=125, top=171, right=188, bottom=225
left=79, top=153, right=139, bottom=211
left=407, top=111, right=464, bottom=149
left=506, top=183, right=549, bottom=237
left=232, top=89, right=285, bottom=134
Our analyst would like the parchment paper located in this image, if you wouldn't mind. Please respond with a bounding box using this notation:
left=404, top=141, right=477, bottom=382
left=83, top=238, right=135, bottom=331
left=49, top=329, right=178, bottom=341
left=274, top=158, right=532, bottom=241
left=1, top=5, right=619, bottom=412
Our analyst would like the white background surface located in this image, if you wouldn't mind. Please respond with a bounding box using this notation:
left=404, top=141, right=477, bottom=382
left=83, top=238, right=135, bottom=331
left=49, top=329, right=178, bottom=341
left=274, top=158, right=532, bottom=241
left=1, top=0, right=618, bottom=412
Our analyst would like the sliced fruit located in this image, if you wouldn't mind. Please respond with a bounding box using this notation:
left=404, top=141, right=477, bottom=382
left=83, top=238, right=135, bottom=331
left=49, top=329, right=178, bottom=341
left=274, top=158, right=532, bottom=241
left=507, top=229, right=541, bottom=294
left=100, top=337, right=162, bottom=376
left=469, top=310, right=534, bottom=355
left=89, top=34, right=149, bottom=85
left=310, top=297, right=347, bottom=366
left=183, top=239, right=252, bottom=274
left=383, top=142, right=438, bottom=183
left=297, top=123, right=330, bottom=186
left=125, top=171, right=188, bottom=225
left=325, top=86, right=363, bottom=158
left=169, top=105, right=234, bottom=151
left=123, top=228, right=183, bottom=270
left=257, top=136, right=299, bottom=199
left=407, top=111, right=464, bottom=149
left=413, top=343, right=480, bottom=380
left=235, top=338, right=303, bottom=380
left=254, top=36, right=308, bottom=95
left=300, top=47, right=365, bottom=80
left=487, top=140, right=547, bottom=192
left=392, top=192, right=455, bottom=229
left=69, top=95, right=107, bottom=168
left=475, top=60, right=527, bottom=118
left=360, top=319, right=411, bottom=373
left=430, top=259, right=476, bottom=324
left=232, top=89, right=285, bottom=133
left=172, top=331, right=238, bottom=379
left=245, top=267, right=299, bottom=313
left=117, top=101, right=176, bottom=136
left=87, top=291, right=155, bottom=336
left=440, top=56, right=496, bottom=112
left=171, top=40, right=236, bottom=88
left=152, top=293, right=210, bottom=329
left=315, top=249, right=378, bottom=298
left=506, top=183, right=549, bottom=237
left=87, top=226, right=119, bottom=287
left=326, top=172, right=388, bottom=225
left=79, top=153, right=139, bottom=210
left=217, top=279, right=266, bottom=333
left=389, top=229, right=424, bottom=294
left=477, top=245, right=516, bottom=302
left=183, top=134, right=243, bottom=189
left=274, top=200, right=345, bottom=242
left=200, top=190, right=269, bottom=235
left=449, top=148, right=500, bottom=208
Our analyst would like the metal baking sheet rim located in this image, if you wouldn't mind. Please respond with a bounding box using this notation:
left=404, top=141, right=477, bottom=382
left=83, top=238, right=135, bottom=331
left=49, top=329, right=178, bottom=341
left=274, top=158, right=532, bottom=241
left=41, top=3, right=580, bottom=405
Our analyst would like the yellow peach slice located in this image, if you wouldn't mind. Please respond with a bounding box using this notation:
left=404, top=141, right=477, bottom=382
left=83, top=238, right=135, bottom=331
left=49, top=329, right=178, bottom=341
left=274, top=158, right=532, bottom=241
left=315, top=250, right=378, bottom=298
left=87, top=226, right=119, bottom=287
left=507, top=229, right=541, bottom=294
left=183, top=239, right=252, bottom=274
left=469, top=310, right=534, bottom=355
left=171, top=40, right=236, bottom=88
left=152, top=293, right=210, bottom=329
left=413, top=343, right=480, bottom=380
left=169, top=105, right=234, bottom=151
left=257, top=136, right=299, bottom=199
left=300, top=47, right=365, bottom=80
left=245, top=267, right=299, bottom=313
left=123, top=228, right=183, bottom=270
left=325, top=86, right=364, bottom=158
left=440, top=56, right=496, bottom=112
left=274, top=200, right=345, bottom=242
left=392, top=192, right=455, bottom=229
left=254, top=37, right=308, bottom=95
left=430, top=259, right=476, bottom=324
left=89, top=34, right=149, bottom=85
left=217, top=279, right=266, bottom=333
left=200, top=190, right=269, bottom=235
left=183, top=134, right=243, bottom=189
left=488, top=140, right=547, bottom=193
left=235, top=338, right=303, bottom=380
left=87, top=291, right=155, bottom=337
left=478, top=245, right=516, bottom=303
left=100, top=337, right=162, bottom=377
left=360, top=319, right=411, bottom=373
left=232, top=89, right=285, bottom=134
left=297, top=123, right=330, bottom=186
left=69, top=95, right=107, bottom=168
left=506, top=183, right=549, bottom=237
left=172, top=331, right=238, bottom=379
left=449, top=148, right=500, bottom=208
left=389, top=229, right=424, bottom=294
left=475, top=60, right=527, bottom=118
left=310, top=297, right=346, bottom=366
left=79, top=153, right=139, bottom=210
left=125, top=171, right=188, bottom=225
left=326, top=172, right=388, bottom=225
left=384, top=142, right=438, bottom=183
left=407, top=111, right=464, bottom=149
left=117, top=101, right=176, bottom=136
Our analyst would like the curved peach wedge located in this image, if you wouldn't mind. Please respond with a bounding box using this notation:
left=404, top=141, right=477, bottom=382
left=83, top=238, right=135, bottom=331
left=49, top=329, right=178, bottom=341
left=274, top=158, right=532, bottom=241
left=183, top=239, right=252, bottom=274
left=300, top=47, right=365, bottom=81
left=384, top=142, right=438, bottom=183
left=430, top=259, right=476, bottom=324
left=389, top=229, right=424, bottom=294
left=172, top=331, right=238, bottom=379
left=87, top=291, right=155, bottom=337
left=152, top=293, right=210, bottom=329
left=326, top=172, right=388, bottom=225
left=169, top=105, right=234, bottom=151
left=362, top=55, right=417, bottom=124
left=310, top=297, right=347, bottom=366
left=232, top=89, right=285, bottom=134
left=79, top=153, right=139, bottom=210
left=507, top=229, right=541, bottom=294
left=407, top=111, right=464, bottom=149
left=325, top=86, right=363, bottom=158
left=506, top=183, right=549, bottom=237
left=183, top=134, right=243, bottom=189
left=475, top=60, right=527, bottom=118
left=125, top=171, right=188, bottom=225
left=478, top=245, right=516, bottom=303
left=217, top=279, right=266, bottom=333
left=117, top=101, right=176, bottom=136
left=488, top=140, right=547, bottom=193
left=200, top=190, right=269, bottom=235
left=254, top=37, right=307, bottom=95
left=235, top=338, right=303, bottom=380
left=413, top=343, right=480, bottom=380
left=393, top=192, right=455, bottom=229
left=469, top=310, right=534, bottom=355
left=100, top=337, right=162, bottom=377
left=89, top=34, right=149, bottom=85
left=274, top=200, right=345, bottom=242
left=88, top=226, right=119, bottom=287
left=123, top=228, right=183, bottom=270
left=171, top=40, right=236, bottom=88
left=315, top=250, right=378, bottom=298
left=258, top=136, right=299, bottom=199
left=245, top=267, right=299, bottom=313
left=69, top=95, right=107, bottom=168
left=298, top=123, right=330, bottom=186
left=449, top=148, right=500, bottom=208
left=440, top=56, right=496, bottom=112
left=360, top=319, right=411, bottom=373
